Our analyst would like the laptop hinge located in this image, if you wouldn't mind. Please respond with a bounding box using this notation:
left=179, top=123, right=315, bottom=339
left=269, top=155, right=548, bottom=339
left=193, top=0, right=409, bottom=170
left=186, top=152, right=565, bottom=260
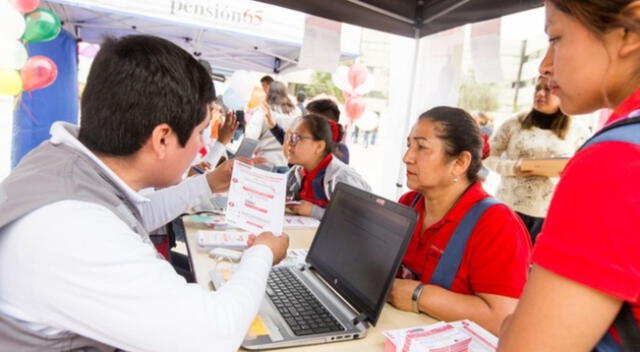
left=351, top=312, right=368, bottom=326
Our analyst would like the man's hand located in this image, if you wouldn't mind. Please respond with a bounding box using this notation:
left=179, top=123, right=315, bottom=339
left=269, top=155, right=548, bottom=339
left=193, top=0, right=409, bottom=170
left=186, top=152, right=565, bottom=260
left=218, top=111, right=239, bottom=145
left=261, top=101, right=276, bottom=129
left=248, top=232, right=290, bottom=265
left=388, top=279, right=423, bottom=312
left=287, top=200, right=313, bottom=216
left=205, top=157, right=267, bottom=193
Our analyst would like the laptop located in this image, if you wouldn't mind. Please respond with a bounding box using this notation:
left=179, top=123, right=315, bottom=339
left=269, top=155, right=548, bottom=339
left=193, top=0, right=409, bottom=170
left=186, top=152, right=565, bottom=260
left=242, top=183, right=417, bottom=350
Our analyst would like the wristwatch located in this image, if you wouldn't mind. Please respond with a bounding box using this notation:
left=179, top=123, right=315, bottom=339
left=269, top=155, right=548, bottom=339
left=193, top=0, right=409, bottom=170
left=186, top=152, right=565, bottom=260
left=411, top=283, right=425, bottom=313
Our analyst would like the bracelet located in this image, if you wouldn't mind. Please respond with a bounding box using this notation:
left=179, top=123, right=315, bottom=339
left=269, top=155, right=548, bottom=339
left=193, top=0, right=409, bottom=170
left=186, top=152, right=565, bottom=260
left=411, top=283, right=425, bottom=313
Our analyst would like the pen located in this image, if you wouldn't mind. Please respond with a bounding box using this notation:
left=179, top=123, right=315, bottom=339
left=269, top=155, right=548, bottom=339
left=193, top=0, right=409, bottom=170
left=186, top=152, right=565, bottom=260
left=191, top=165, right=206, bottom=175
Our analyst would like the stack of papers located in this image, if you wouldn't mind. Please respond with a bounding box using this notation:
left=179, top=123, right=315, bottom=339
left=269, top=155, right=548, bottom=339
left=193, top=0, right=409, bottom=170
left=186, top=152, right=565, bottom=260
left=189, top=214, right=228, bottom=230
left=384, top=320, right=497, bottom=352
left=283, top=216, right=320, bottom=228
left=197, top=230, right=250, bottom=250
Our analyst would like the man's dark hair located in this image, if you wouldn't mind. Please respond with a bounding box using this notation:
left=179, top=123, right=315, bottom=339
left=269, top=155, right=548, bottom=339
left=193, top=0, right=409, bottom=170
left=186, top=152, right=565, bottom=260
left=79, top=35, right=215, bottom=156
left=260, top=75, right=274, bottom=85
left=306, top=99, right=340, bottom=122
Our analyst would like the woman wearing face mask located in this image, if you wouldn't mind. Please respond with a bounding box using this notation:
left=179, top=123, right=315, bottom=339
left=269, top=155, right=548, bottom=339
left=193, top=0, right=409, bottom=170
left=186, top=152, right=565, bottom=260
left=389, top=106, right=532, bottom=335
left=498, top=1, right=640, bottom=351
left=285, top=114, right=369, bottom=220
left=485, top=76, right=589, bottom=243
left=245, top=81, right=299, bottom=171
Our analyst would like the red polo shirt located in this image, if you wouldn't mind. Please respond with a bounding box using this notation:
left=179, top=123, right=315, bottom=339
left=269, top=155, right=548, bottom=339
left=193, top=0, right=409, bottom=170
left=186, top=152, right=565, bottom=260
left=533, top=90, right=640, bottom=330
left=399, top=182, right=532, bottom=298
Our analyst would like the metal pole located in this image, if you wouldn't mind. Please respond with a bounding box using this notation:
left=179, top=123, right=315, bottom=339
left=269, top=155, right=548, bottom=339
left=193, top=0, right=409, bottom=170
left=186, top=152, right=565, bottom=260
left=513, top=39, right=527, bottom=111
left=395, top=28, right=421, bottom=198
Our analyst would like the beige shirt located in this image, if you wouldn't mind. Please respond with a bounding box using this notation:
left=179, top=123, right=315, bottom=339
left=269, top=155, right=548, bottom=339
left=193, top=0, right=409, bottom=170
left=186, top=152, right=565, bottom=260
left=485, top=114, right=590, bottom=218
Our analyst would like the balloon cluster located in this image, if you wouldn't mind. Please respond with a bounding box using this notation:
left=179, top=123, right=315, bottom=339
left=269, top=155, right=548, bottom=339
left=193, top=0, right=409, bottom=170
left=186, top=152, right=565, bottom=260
left=222, top=70, right=265, bottom=111
left=0, top=0, right=61, bottom=96
left=332, top=63, right=374, bottom=123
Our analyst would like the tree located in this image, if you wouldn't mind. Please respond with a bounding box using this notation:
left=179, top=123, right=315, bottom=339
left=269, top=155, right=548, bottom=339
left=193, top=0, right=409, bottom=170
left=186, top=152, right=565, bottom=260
left=458, top=71, right=499, bottom=113
left=305, top=71, right=345, bottom=103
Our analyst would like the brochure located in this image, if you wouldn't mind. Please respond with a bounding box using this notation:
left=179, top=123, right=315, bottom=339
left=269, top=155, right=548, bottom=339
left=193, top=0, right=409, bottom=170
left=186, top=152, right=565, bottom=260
left=226, top=160, right=286, bottom=235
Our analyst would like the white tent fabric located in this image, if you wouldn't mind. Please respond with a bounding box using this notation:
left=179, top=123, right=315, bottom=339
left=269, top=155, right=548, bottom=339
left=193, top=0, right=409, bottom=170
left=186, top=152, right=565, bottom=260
left=43, top=0, right=360, bottom=76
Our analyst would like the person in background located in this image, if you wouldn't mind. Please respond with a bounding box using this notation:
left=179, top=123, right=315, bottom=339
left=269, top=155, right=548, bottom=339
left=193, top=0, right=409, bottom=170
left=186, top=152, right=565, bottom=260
left=499, top=1, right=640, bottom=351
left=265, top=98, right=350, bottom=164
left=260, top=75, right=274, bottom=93
left=472, top=112, right=493, bottom=183
left=245, top=81, right=299, bottom=171
left=296, top=91, right=307, bottom=115
left=285, top=114, right=369, bottom=220
left=0, top=35, right=289, bottom=352
left=474, top=111, right=495, bottom=137
left=389, top=106, right=531, bottom=335
left=485, top=75, right=589, bottom=243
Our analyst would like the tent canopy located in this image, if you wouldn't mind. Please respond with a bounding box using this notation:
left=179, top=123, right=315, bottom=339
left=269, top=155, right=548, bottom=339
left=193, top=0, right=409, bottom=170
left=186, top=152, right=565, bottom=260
left=43, top=0, right=360, bottom=75
left=253, top=0, right=541, bottom=38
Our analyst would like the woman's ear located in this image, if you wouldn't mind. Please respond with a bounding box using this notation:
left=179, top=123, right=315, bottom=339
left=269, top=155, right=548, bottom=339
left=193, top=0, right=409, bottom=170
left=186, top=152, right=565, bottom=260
left=315, top=140, right=327, bottom=156
left=453, top=151, right=472, bottom=179
left=619, top=3, right=640, bottom=57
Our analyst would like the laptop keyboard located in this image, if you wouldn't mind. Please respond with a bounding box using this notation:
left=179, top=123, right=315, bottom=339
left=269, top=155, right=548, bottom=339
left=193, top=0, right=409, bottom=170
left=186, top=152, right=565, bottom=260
left=267, top=267, right=345, bottom=336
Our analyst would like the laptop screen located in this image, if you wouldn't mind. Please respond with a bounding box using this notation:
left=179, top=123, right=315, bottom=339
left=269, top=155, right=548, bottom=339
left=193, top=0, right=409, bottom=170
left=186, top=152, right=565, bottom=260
left=306, top=183, right=417, bottom=326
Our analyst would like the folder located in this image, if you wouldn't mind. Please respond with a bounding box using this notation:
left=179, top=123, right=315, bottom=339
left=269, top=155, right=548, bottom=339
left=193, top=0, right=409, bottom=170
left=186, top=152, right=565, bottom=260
left=519, top=157, right=570, bottom=177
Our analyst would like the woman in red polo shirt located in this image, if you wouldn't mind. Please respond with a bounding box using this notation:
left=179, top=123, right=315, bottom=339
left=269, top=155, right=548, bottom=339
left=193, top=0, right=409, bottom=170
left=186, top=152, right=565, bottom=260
left=498, top=1, right=640, bottom=351
left=388, top=106, right=532, bottom=335
left=285, top=114, right=370, bottom=220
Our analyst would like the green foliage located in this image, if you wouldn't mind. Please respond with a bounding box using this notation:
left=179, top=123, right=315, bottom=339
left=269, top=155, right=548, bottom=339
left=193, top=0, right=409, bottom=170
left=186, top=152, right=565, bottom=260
left=458, top=71, right=499, bottom=113
left=306, top=72, right=345, bottom=103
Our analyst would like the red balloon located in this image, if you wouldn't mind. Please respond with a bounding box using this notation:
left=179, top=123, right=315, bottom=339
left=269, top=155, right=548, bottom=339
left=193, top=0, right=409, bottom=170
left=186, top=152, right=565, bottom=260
left=348, top=63, right=368, bottom=90
left=345, top=97, right=366, bottom=122
left=9, top=0, right=40, bottom=13
left=21, top=55, right=57, bottom=92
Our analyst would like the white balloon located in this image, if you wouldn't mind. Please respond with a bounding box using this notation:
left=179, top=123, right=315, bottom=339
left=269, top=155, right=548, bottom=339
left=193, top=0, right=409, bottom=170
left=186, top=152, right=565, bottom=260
left=355, top=74, right=376, bottom=95
left=331, top=66, right=351, bottom=92
left=0, top=1, right=25, bottom=41
left=0, top=39, right=27, bottom=69
left=228, top=70, right=254, bottom=102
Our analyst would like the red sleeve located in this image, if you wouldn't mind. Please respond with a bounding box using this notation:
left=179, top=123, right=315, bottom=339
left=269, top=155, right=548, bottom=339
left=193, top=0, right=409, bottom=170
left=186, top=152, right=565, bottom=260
left=533, top=142, right=640, bottom=303
left=464, top=204, right=532, bottom=298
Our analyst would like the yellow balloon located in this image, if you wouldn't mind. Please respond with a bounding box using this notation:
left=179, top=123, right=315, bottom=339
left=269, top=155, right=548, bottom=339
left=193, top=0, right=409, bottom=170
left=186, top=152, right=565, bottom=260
left=247, top=86, right=266, bottom=109
left=0, top=68, right=22, bottom=96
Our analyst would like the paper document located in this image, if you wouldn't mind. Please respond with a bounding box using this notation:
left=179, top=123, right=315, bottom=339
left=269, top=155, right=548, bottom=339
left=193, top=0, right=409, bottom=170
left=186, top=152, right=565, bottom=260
left=384, top=320, right=497, bottom=352
left=226, top=161, right=286, bottom=235
left=283, top=215, right=320, bottom=228
left=197, top=230, right=250, bottom=249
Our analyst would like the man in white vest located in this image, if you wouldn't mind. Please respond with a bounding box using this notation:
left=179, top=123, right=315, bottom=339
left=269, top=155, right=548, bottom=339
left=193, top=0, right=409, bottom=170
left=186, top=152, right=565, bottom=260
left=0, top=35, right=289, bottom=352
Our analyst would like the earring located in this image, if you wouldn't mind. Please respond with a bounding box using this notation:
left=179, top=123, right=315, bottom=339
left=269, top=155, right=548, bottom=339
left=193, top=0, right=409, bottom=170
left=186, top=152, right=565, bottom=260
left=452, top=177, right=459, bottom=183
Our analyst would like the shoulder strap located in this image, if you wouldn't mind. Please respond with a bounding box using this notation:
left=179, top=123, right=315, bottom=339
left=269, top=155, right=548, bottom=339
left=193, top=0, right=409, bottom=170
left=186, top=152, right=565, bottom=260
left=581, top=116, right=640, bottom=150
left=430, top=197, right=501, bottom=290
left=409, top=192, right=423, bottom=208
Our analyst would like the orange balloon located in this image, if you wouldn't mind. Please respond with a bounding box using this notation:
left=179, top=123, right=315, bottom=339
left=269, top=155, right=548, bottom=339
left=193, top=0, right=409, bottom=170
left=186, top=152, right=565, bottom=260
left=247, top=86, right=266, bottom=109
